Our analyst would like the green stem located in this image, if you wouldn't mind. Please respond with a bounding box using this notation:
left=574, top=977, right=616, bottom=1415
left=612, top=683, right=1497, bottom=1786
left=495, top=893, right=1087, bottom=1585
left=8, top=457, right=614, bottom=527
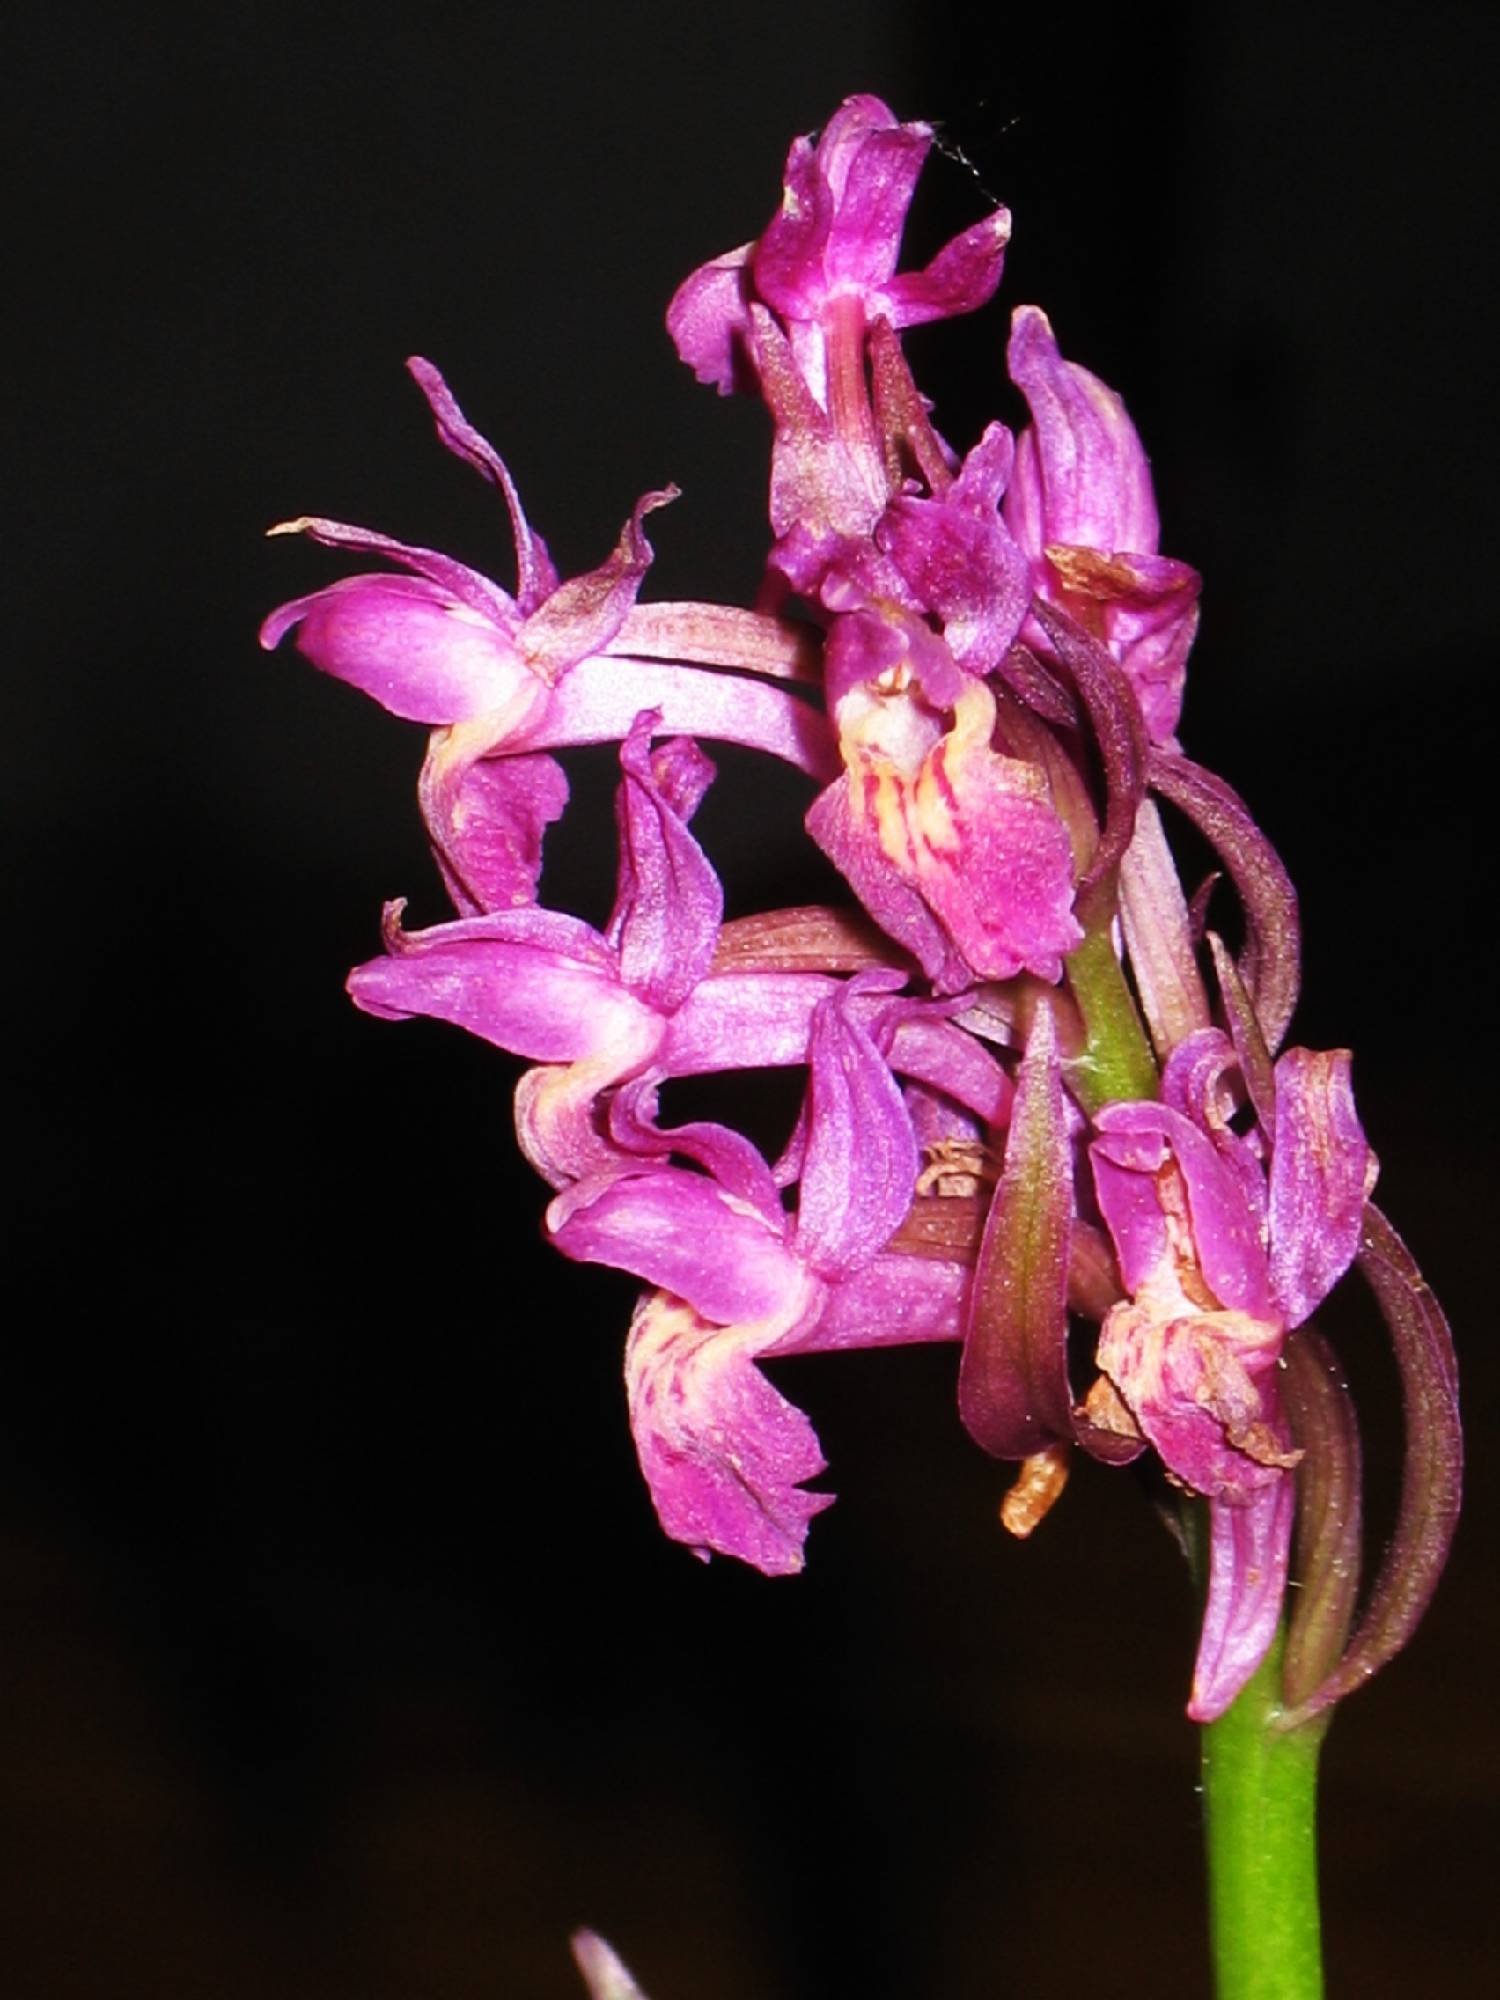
left=1064, top=918, right=1327, bottom=1994
left=1201, top=1626, right=1326, bottom=1999
left=1063, top=921, right=1158, bottom=1112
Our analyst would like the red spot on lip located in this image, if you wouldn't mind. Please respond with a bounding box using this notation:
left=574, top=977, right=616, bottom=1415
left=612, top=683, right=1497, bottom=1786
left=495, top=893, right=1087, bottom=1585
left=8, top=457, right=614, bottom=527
left=928, top=739, right=960, bottom=817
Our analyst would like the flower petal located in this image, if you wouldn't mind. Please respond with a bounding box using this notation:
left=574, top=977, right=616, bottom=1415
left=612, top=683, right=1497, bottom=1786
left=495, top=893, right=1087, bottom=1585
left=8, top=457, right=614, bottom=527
left=794, top=985, right=919, bottom=1279
left=1094, top=1099, right=1273, bottom=1319
left=624, top=1289, right=831, bottom=1575
left=1268, top=1047, right=1374, bottom=1328
left=811, top=675, right=1082, bottom=991
left=752, top=97, right=927, bottom=320
left=882, top=1013, right=1013, bottom=1127
left=263, top=515, right=520, bottom=628
left=521, top=488, right=677, bottom=683
left=1004, top=305, right=1160, bottom=560
left=607, top=716, right=723, bottom=1012
left=803, top=1251, right=968, bottom=1351
left=346, top=904, right=652, bottom=1064
left=666, top=245, right=755, bottom=394
left=405, top=357, right=559, bottom=608
left=548, top=1168, right=799, bottom=1326
left=804, top=772, right=973, bottom=991
left=262, top=573, right=534, bottom=724
left=1095, top=1294, right=1290, bottom=1501
left=882, top=208, right=1011, bottom=328
left=661, top=971, right=840, bottom=1073
left=419, top=749, right=569, bottom=915
left=1189, top=1479, right=1296, bottom=1722
left=877, top=474, right=1030, bottom=678
left=605, top=1076, right=784, bottom=1224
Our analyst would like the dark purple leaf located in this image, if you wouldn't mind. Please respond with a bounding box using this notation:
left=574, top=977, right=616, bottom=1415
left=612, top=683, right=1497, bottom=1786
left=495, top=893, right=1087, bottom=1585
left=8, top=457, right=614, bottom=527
left=1279, top=1324, right=1363, bottom=1714
left=958, top=1002, right=1076, bottom=1456
left=1276, top=1204, right=1461, bottom=1730
left=1031, top=599, right=1147, bottom=928
left=1207, top=932, right=1277, bottom=1136
left=1149, top=751, right=1301, bottom=1053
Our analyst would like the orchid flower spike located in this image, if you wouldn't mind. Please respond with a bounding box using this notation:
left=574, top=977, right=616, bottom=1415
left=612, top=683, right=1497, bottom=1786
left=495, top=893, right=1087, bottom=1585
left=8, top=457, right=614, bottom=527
left=268, top=92, right=1459, bottom=1738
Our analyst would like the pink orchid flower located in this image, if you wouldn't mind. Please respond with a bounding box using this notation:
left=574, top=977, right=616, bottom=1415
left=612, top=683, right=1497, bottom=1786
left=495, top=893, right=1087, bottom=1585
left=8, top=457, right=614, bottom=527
left=547, top=979, right=973, bottom=1573
left=263, top=358, right=833, bottom=912
left=347, top=714, right=841, bottom=1185
left=1004, top=306, right=1201, bottom=746
left=1089, top=1028, right=1373, bottom=1716
left=806, top=596, right=1081, bottom=993
left=668, top=93, right=1009, bottom=403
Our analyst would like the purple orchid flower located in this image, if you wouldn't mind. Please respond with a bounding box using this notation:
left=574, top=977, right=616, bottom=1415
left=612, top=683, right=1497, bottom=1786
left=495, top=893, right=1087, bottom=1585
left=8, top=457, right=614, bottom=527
left=668, top=96, right=1011, bottom=610
left=872, top=420, right=1033, bottom=677
left=347, top=713, right=842, bottom=1186
left=1004, top=307, right=1201, bottom=746
left=546, top=978, right=971, bottom=1573
left=263, top=358, right=834, bottom=913
left=805, top=595, right=1081, bottom=994
left=668, top=93, right=1009, bottom=403
left=1088, top=1027, right=1374, bottom=1717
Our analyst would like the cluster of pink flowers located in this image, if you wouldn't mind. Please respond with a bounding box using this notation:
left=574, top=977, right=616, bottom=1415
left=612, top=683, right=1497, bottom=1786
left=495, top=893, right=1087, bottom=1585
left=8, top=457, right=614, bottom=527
left=266, top=97, right=1457, bottom=1724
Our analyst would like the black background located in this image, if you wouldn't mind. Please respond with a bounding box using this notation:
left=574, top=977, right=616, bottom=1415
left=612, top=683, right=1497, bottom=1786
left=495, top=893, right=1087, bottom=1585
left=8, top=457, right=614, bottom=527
left=8, top=2, right=1498, bottom=1994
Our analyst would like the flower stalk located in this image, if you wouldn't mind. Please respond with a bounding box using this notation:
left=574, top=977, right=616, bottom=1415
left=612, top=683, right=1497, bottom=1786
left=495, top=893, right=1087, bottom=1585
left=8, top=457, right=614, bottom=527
left=1202, top=1626, right=1326, bottom=2000
left=1063, top=920, right=1158, bottom=1113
